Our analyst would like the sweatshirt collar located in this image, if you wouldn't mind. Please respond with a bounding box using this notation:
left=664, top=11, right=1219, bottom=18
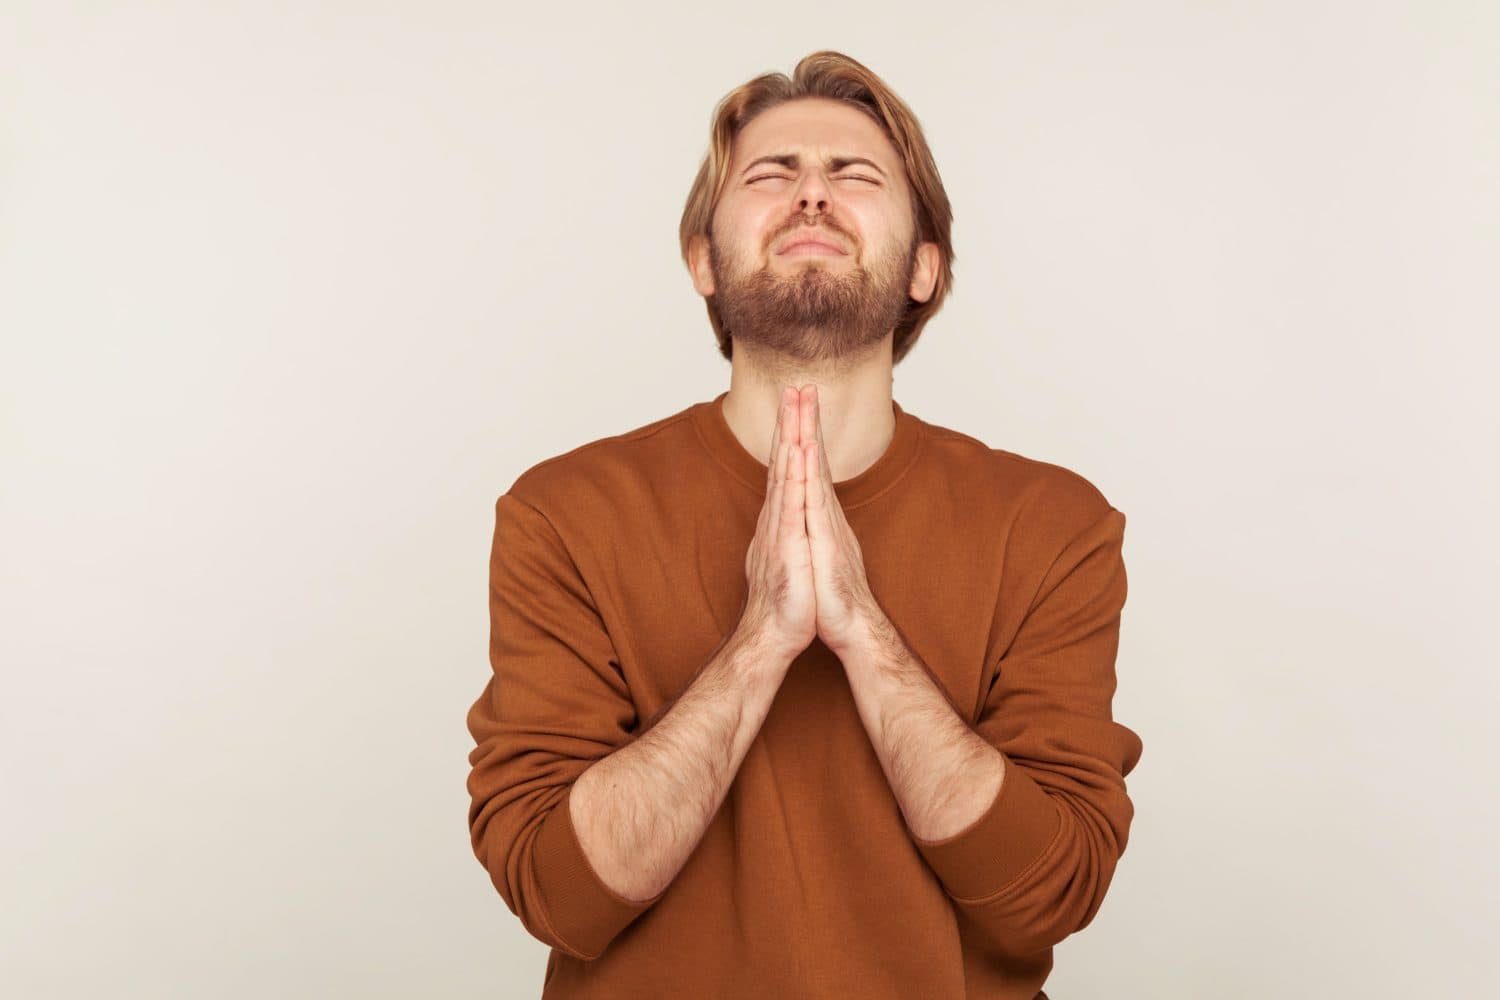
left=691, top=389, right=923, bottom=510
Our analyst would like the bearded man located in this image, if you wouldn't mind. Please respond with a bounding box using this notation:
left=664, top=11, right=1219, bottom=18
left=465, top=49, right=1142, bottom=1000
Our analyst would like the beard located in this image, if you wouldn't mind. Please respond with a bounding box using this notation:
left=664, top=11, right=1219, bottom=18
left=709, top=225, right=917, bottom=369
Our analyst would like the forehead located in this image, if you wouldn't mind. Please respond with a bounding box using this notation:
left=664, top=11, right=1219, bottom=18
left=732, top=97, right=898, bottom=170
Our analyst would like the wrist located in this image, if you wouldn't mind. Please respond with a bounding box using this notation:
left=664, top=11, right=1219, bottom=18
left=829, top=607, right=888, bottom=667
left=727, top=623, right=801, bottom=679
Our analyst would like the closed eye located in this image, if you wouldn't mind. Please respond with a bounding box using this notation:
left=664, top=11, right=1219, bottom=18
left=747, top=174, right=880, bottom=185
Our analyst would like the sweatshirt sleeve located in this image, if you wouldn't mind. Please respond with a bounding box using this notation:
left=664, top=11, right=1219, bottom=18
left=465, top=491, right=667, bottom=961
left=909, top=474, right=1143, bottom=958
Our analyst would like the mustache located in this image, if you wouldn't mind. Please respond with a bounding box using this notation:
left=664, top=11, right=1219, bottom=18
left=770, top=219, right=852, bottom=252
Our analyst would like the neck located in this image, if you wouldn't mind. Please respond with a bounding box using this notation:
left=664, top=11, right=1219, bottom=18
left=722, top=341, right=897, bottom=484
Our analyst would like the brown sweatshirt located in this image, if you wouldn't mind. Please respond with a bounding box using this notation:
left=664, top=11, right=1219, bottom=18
left=465, top=390, right=1143, bottom=999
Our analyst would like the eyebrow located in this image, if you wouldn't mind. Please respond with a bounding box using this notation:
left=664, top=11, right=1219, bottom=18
left=739, top=153, right=887, bottom=178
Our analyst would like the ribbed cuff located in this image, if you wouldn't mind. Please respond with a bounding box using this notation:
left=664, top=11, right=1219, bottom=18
left=911, top=753, right=1063, bottom=902
left=532, top=785, right=667, bottom=959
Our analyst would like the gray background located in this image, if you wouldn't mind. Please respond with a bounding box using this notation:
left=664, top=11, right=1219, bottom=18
left=2, top=1, right=1495, bottom=997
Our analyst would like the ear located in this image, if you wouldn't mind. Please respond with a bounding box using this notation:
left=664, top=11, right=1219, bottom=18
left=907, top=241, right=941, bottom=304
left=687, top=233, right=716, bottom=297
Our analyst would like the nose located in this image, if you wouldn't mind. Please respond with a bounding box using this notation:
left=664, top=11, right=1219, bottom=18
left=792, top=171, right=831, bottom=215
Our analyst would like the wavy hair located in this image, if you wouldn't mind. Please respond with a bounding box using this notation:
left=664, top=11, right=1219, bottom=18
left=678, top=50, right=956, bottom=365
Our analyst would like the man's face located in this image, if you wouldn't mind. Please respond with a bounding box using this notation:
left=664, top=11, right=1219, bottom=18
left=704, top=97, right=922, bottom=367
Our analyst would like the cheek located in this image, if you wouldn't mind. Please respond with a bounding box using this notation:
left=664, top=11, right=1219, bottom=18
left=717, top=203, right=778, bottom=252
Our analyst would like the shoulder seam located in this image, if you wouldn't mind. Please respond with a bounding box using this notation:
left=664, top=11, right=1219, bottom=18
left=511, top=408, right=697, bottom=487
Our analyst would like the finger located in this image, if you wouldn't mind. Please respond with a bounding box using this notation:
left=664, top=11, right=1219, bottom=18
left=813, top=406, right=836, bottom=538
left=773, top=392, right=800, bottom=538
left=758, top=392, right=793, bottom=546
left=816, top=392, right=852, bottom=530
left=814, top=393, right=832, bottom=491
left=782, top=441, right=806, bottom=545
left=766, top=392, right=786, bottom=492
left=751, top=443, right=784, bottom=579
left=814, top=440, right=838, bottom=550
left=767, top=441, right=789, bottom=538
left=803, top=440, right=822, bottom=546
left=799, top=385, right=815, bottom=452
left=803, top=390, right=834, bottom=537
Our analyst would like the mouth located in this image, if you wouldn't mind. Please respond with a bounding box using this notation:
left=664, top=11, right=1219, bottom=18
left=776, top=239, right=848, bottom=257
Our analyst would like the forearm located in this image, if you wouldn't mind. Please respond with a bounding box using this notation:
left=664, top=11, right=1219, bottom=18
left=569, top=627, right=789, bottom=901
left=842, top=615, right=1006, bottom=843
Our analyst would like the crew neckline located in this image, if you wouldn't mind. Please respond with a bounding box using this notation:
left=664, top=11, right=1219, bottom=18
left=690, top=389, right=924, bottom=509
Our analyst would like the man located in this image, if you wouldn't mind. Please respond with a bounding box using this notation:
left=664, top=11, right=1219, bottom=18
left=465, top=50, right=1142, bottom=1000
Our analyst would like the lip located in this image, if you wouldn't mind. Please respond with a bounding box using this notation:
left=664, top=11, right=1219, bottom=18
left=776, top=235, right=847, bottom=256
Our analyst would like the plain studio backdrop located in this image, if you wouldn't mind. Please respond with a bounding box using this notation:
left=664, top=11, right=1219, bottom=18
left=2, top=2, right=1496, bottom=997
